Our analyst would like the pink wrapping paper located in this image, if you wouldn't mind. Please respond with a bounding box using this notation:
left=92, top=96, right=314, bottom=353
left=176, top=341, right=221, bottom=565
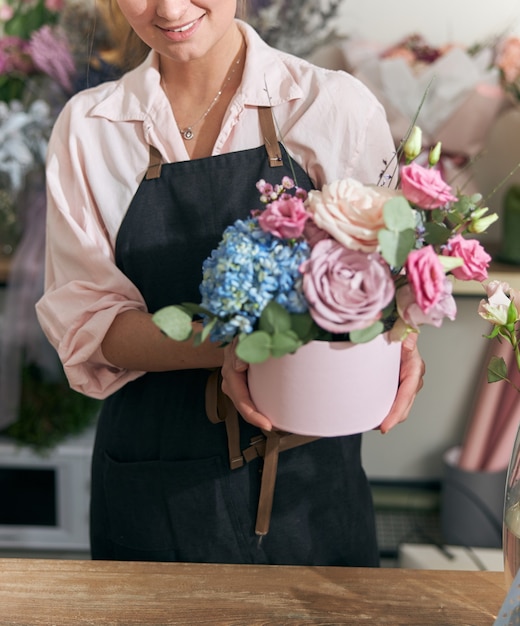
left=247, top=334, right=402, bottom=437
left=459, top=337, right=520, bottom=472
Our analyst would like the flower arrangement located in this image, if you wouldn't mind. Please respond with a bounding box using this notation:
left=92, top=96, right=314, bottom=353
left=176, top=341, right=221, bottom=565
left=479, top=280, right=520, bottom=388
left=340, top=32, right=509, bottom=197
left=0, top=0, right=75, bottom=253
left=0, top=0, right=74, bottom=103
left=153, top=126, right=497, bottom=365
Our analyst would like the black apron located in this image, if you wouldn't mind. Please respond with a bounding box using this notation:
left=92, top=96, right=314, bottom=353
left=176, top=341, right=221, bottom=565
left=90, top=108, right=379, bottom=566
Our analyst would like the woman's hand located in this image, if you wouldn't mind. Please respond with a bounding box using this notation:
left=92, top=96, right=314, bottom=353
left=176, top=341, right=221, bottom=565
left=220, top=342, right=273, bottom=431
left=378, top=333, right=425, bottom=434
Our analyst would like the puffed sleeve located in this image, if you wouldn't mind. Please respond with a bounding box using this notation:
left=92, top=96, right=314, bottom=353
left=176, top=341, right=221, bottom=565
left=297, top=68, right=396, bottom=189
left=36, top=107, right=147, bottom=399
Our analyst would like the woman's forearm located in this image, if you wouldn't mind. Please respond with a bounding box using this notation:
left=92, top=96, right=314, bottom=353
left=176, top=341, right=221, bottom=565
left=101, top=309, right=225, bottom=372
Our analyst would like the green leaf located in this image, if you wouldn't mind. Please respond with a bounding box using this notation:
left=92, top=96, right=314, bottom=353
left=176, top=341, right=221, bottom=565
left=507, top=301, right=519, bottom=326
left=270, top=331, right=302, bottom=358
left=259, top=301, right=291, bottom=334
left=199, top=317, right=217, bottom=344
left=487, top=356, right=509, bottom=383
left=235, top=331, right=272, bottom=363
left=423, top=222, right=451, bottom=245
left=290, top=313, right=320, bottom=343
left=379, top=228, right=416, bottom=267
left=350, top=321, right=385, bottom=344
left=152, top=305, right=193, bottom=341
left=383, top=197, right=416, bottom=231
left=179, top=302, right=214, bottom=318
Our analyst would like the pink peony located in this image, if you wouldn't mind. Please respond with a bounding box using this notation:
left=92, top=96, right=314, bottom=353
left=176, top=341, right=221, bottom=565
left=305, top=178, right=399, bottom=252
left=442, top=234, right=491, bottom=281
left=258, top=195, right=309, bottom=239
left=400, top=162, right=457, bottom=209
left=396, top=280, right=457, bottom=330
left=405, top=246, right=446, bottom=313
left=300, top=238, right=395, bottom=334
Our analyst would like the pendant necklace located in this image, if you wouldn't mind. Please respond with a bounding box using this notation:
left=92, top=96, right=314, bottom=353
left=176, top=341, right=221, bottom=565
left=171, top=53, right=243, bottom=141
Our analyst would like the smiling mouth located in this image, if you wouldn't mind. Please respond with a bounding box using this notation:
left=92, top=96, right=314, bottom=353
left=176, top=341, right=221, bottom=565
left=169, top=16, right=203, bottom=32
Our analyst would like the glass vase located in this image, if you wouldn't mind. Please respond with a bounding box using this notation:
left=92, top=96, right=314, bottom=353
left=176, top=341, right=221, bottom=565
left=503, top=423, right=520, bottom=587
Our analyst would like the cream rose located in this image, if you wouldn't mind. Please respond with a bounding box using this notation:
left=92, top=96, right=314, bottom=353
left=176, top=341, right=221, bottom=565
left=305, top=178, right=399, bottom=252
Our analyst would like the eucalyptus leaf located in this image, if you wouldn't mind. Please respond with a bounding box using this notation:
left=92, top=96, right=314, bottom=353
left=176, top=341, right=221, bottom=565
left=259, top=301, right=291, bottom=334
left=349, top=321, right=385, bottom=344
left=383, top=197, right=416, bottom=231
left=235, top=331, right=272, bottom=363
left=271, top=331, right=302, bottom=358
left=152, top=305, right=193, bottom=341
left=379, top=228, right=416, bottom=267
left=488, top=355, right=509, bottom=383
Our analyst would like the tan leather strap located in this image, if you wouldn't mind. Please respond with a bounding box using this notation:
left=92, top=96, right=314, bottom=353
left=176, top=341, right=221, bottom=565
left=258, top=106, right=284, bottom=168
left=205, top=369, right=244, bottom=470
left=205, top=368, right=319, bottom=536
left=145, top=107, right=281, bottom=181
left=255, top=430, right=282, bottom=537
left=145, top=145, right=163, bottom=180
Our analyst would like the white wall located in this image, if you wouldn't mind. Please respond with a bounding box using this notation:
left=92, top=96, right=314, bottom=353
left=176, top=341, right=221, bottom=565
left=338, top=0, right=520, bottom=46
left=321, top=1, right=520, bottom=480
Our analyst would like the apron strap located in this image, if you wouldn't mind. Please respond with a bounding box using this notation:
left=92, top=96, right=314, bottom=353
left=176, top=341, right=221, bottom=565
left=145, top=145, right=163, bottom=180
left=145, top=106, right=283, bottom=181
left=205, top=368, right=319, bottom=536
left=258, top=106, right=284, bottom=168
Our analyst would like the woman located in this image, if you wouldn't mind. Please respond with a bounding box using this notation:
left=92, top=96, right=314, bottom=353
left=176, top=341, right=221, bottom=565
left=36, top=0, right=425, bottom=565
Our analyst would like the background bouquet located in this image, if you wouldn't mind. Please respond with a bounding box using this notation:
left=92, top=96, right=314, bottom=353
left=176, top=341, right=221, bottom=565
left=153, top=127, right=497, bottom=366
left=340, top=33, right=511, bottom=196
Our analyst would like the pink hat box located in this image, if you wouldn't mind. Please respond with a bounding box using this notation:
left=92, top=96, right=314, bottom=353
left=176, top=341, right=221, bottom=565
left=247, top=333, right=402, bottom=437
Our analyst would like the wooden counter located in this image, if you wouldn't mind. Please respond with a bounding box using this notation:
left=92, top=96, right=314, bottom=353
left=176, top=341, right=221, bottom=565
left=0, top=559, right=507, bottom=625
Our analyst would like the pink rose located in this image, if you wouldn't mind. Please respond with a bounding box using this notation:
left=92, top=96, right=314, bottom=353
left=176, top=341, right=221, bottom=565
left=442, top=234, right=491, bottom=281
left=396, top=280, right=457, bottom=330
left=305, top=178, right=399, bottom=252
left=400, top=162, right=457, bottom=209
left=405, top=246, right=446, bottom=313
left=497, top=37, right=520, bottom=84
left=300, top=238, right=395, bottom=334
left=258, top=196, right=309, bottom=239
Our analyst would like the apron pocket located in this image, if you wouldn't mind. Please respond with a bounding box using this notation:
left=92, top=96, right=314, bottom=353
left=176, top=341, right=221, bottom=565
left=161, top=456, right=251, bottom=563
left=103, top=454, right=174, bottom=557
left=103, top=452, right=251, bottom=563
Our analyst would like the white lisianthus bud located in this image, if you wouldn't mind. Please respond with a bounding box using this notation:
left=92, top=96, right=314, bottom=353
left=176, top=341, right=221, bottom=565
left=469, top=213, right=499, bottom=234
left=403, top=126, right=422, bottom=163
left=428, top=142, right=442, bottom=167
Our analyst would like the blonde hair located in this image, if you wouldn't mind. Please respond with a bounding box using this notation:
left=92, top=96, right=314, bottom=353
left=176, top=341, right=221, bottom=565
left=105, top=0, right=248, bottom=72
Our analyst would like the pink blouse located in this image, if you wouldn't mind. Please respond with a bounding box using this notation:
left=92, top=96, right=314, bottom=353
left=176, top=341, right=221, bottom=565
left=36, top=21, right=395, bottom=398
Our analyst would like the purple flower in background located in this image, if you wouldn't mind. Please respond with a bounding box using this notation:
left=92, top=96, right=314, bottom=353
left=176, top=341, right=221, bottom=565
left=29, top=26, right=74, bottom=93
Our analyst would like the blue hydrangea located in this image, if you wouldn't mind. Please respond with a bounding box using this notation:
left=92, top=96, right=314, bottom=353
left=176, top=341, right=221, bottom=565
left=200, top=217, right=310, bottom=343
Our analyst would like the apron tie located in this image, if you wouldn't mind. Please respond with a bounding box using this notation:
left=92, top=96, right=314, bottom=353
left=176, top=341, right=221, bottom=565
left=205, top=368, right=319, bottom=537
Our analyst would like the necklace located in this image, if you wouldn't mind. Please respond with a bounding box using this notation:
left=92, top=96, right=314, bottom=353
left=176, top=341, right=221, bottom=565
left=171, top=54, right=243, bottom=141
